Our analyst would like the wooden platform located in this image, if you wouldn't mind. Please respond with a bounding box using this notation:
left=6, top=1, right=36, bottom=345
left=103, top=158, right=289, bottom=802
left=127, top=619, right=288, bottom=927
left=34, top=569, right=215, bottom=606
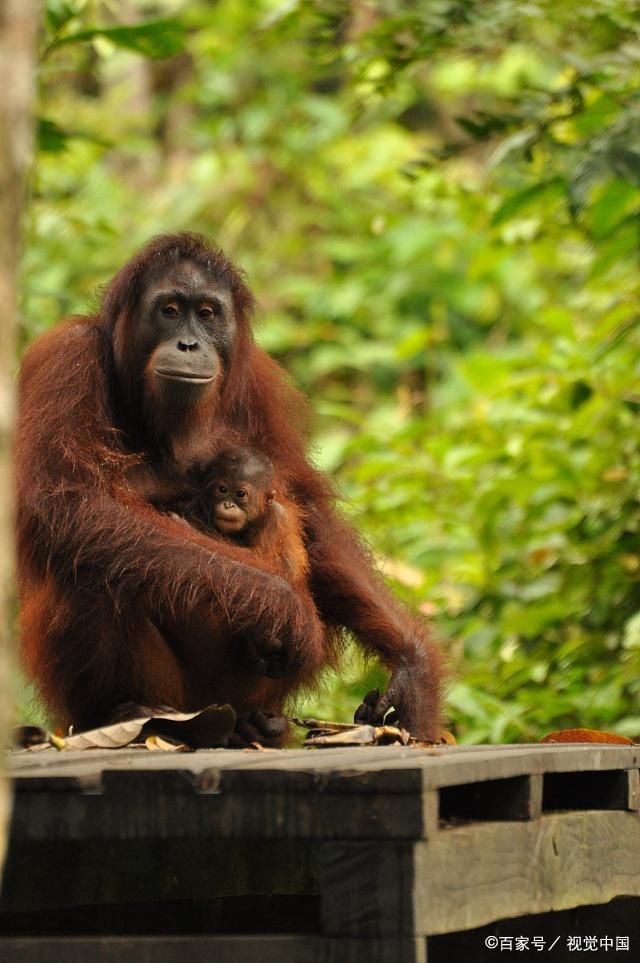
left=2, top=743, right=639, bottom=961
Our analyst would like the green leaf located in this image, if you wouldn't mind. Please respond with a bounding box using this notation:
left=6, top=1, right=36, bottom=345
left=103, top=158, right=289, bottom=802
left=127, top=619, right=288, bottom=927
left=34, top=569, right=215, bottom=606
left=58, top=19, right=186, bottom=59
left=589, top=222, right=639, bottom=278
left=456, top=110, right=517, bottom=141
left=37, top=118, right=71, bottom=153
left=589, top=178, right=640, bottom=240
left=609, top=146, right=640, bottom=188
left=45, top=0, right=78, bottom=34
left=623, top=612, right=640, bottom=650
left=492, top=178, right=564, bottom=225
left=37, top=117, right=111, bottom=153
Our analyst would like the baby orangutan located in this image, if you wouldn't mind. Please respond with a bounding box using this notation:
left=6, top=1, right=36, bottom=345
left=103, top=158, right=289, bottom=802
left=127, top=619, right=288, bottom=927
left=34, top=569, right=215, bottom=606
left=161, top=445, right=310, bottom=684
left=200, top=446, right=308, bottom=584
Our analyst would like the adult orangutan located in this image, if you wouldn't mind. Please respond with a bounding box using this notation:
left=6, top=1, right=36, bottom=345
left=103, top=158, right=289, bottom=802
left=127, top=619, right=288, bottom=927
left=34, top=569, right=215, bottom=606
left=15, top=233, right=444, bottom=745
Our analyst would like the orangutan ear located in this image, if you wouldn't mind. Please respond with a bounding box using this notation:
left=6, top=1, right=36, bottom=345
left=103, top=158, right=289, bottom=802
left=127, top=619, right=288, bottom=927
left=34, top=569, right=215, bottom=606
left=267, top=489, right=276, bottom=503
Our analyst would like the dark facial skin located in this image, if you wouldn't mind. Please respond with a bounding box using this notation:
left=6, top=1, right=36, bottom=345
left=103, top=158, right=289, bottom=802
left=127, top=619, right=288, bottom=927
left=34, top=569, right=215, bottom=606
left=210, top=452, right=275, bottom=536
left=139, top=261, right=236, bottom=403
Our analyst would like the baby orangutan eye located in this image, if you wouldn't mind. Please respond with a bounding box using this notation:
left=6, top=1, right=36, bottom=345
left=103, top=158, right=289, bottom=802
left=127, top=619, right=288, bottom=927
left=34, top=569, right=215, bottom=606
left=236, top=489, right=247, bottom=500
left=217, top=485, right=228, bottom=495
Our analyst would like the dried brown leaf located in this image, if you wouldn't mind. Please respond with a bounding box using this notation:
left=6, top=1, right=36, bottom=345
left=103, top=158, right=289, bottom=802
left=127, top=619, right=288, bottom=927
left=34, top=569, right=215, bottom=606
left=145, top=735, right=186, bottom=751
left=541, top=728, right=637, bottom=746
left=64, top=704, right=236, bottom=751
left=304, top=723, right=409, bottom=747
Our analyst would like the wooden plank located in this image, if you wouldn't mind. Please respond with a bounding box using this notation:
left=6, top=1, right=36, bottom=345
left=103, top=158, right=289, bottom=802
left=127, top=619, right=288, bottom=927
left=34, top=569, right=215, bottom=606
left=529, top=774, right=543, bottom=819
left=320, top=842, right=416, bottom=939
left=217, top=764, right=426, bottom=794
left=0, top=936, right=427, bottom=963
left=8, top=747, right=418, bottom=782
left=417, top=810, right=640, bottom=935
left=323, top=746, right=640, bottom=791
left=320, top=811, right=640, bottom=937
left=7, top=788, right=427, bottom=842
left=10, top=745, right=640, bottom=797
left=0, top=840, right=318, bottom=911
left=101, top=769, right=201, bottom=794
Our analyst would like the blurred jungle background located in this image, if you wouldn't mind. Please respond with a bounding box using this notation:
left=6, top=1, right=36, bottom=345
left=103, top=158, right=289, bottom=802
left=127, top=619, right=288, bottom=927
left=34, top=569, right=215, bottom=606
left=17, top=0, right=640, bottom=742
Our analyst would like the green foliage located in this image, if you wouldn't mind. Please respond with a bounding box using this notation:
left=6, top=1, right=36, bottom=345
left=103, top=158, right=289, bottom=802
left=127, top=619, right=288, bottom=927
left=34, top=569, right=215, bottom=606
left=55, top=20, right=186, bottom=59
left=20, top=0, right=640, bottom=740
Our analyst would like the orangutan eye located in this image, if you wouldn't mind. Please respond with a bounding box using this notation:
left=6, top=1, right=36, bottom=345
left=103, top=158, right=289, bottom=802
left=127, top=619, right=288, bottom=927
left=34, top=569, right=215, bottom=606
left=236, top=489, right=247, bottom=500
left=162, top=303, right=179, bottom=317
left=199, top=307, right=214, bottom=321
left=217, top=485, right=228, bottom=495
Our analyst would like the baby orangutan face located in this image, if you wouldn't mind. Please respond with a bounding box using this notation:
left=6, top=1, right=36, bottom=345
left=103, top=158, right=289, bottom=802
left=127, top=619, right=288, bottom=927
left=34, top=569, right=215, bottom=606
left=209, top=448, right=276, bottom=536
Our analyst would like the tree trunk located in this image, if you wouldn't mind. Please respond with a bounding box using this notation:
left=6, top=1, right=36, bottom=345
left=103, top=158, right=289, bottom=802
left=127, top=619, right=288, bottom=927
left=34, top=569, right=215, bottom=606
left=0, top=0, right=39, bottom=878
